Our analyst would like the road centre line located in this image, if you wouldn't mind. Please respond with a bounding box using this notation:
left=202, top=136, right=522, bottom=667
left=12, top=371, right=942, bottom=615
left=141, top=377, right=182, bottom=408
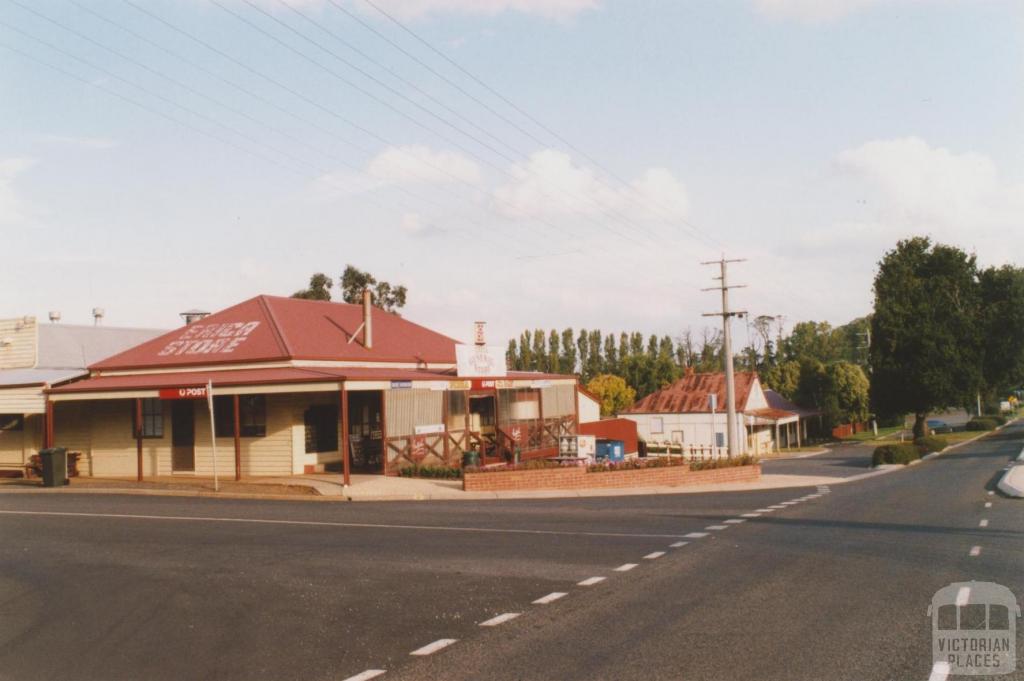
left=669, top=541, right=689, bottom=548
left=0, top=510, right=688, bottom=540
left=756, top=508, right=775, bottom=513
left=985, top=502, right=993, bottom=508
left=980, top=519, right=989, bottom=528
left=578, top=577, right=606, bottom=586
left=724, top=519, right=746, bottom=524
left=705, top=525, right=729, bottom=531
left=480, top=613, right=521, bottom=627
left=533, top=592, right=567, bottom=604
left=410, top=639, right=457, bottom=656
left=768, top=505, right=787, bottom=509
left=970, top=546, right=982, bottom=557
left=644, top=551, right=666, bottom=560
left=342, top=670, right=386, bottom=681
left=740, top=513, right=761, bottom=518
left=614, top=563, right=638, bottom=572
left=684, top=532, right=709, bottom=539
left=988, top=490, right=995, bottom=496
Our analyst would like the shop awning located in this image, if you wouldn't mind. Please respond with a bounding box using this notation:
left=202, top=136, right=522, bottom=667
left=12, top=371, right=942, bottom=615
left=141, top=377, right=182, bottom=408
left=47, top=366, right=575, bottom=401
left=745, top=408, right=800, bottom=426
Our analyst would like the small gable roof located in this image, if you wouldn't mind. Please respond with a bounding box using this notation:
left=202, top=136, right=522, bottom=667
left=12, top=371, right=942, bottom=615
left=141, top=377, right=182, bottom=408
left=90, top=295, right=460, bottom=371
left=621, top=371, right=760, bottom=415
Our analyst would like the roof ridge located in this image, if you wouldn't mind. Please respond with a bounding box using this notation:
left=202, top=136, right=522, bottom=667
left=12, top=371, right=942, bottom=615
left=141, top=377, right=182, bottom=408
left=257, top=296, right=294, bottom=358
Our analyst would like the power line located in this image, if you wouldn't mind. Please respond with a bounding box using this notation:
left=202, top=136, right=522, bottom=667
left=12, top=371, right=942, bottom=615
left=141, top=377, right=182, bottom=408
left=115, top=0, right=585, bottom=249
left=354, top=0, right=723, bottom=252
left=211, top=0, right=658, bottom=249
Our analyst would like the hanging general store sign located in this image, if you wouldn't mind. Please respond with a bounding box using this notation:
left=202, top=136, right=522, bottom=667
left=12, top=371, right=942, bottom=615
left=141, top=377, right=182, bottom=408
left=455, top=345, right=507, bottom=378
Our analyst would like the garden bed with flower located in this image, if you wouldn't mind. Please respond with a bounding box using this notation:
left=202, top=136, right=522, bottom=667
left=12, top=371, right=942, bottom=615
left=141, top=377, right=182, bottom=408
left=461, top=455, right=760, bottom=492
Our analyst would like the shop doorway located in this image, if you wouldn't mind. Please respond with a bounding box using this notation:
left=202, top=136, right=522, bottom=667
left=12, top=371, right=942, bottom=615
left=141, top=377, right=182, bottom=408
left=171, top=401, right=195, bottom=472
left=347, top=391, right=384, bottom=473
left=468, top=394, right=499, bottom=464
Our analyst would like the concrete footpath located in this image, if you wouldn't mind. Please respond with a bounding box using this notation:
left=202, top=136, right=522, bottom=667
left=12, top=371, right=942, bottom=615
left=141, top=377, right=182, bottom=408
left=997, top=444, right=1024, bottom=497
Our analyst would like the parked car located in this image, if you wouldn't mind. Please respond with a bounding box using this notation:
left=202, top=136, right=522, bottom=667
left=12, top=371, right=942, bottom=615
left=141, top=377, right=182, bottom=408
left=927, top=419, right=952, bottom=434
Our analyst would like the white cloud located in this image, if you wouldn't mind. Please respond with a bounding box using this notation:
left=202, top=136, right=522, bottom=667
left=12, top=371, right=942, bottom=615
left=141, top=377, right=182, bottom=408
left=35, top=134, right=118, bottom=150
left=356, top=0, right=597, bottom=21
left=492, top=149, right=689, bottom=223
left=367, top=145, right=481, bottom=185
left=799, top=137, right=1024, bottom=264
left=307, top=169, right=385, bottom=203
left=0, top=157, right=35, bottom=226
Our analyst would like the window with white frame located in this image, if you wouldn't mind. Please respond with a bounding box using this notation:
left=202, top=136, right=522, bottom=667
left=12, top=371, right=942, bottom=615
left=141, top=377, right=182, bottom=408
left=650, top=417, right=664, bottom=434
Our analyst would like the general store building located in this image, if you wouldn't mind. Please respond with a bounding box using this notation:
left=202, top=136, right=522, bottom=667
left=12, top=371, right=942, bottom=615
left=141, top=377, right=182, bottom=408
left=45, top=295, right=580, bottom=482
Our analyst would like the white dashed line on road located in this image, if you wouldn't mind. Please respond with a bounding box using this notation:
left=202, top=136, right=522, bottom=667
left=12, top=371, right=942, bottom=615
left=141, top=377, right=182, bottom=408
left=578, top=577, right=606, bottom=586
left=669, top=541, right=689, bottom=548
left=614, top=563, right=639, bottom=572
left=928, top=661, right=951, bottom=681
left=342, top=671, right=386, bottom=681
left=740, top=513, right=761, bottom=518
left=684, top=532, right=709, bottom=539
left=705, top=525, right=729, bottom=531
left=410, top=639, right=457, bottom=656
left=480, top=613, right=521, bottom=627
left=768, top=505, right=787, bottom=510
left=756, top=508, right=775, bottom=513
left=724, top=519, right=746, bottom=524
left=979, top=519, right=989, bottom=528
left=988, top=490, right=995, bottom=496
left=644, top=551, right=666, bottom=560
left=985, top=502, right=993, bottom=508
left=970, top=546, right=982, bottom=557
left=532, top=592, right=567, bottom=605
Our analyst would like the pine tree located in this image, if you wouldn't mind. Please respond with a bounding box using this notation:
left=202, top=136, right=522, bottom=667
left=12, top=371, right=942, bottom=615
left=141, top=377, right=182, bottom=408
left=532, top=328, right=547, bottom=373
left=548, top=329, right=561, bottom=374
left=560, top=328, right=577, bottom=374
left=603, top=333, right=618, bottom=375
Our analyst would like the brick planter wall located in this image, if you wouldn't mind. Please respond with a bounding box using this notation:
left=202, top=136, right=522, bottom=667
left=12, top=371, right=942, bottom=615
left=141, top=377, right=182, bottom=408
left=462, top=463, right=761, bottom=492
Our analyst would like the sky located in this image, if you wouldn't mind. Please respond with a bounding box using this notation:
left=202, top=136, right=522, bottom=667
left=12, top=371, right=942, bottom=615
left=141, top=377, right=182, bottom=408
left=1, top=0, right=1022, bottom=346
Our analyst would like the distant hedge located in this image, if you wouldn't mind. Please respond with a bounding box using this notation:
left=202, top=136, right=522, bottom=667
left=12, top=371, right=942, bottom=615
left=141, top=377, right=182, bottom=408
left=966, top=417, right=1000, bottom=432
left=914, top=436, right=948, bottom=454
left=872, top=443, right=921, bottom=466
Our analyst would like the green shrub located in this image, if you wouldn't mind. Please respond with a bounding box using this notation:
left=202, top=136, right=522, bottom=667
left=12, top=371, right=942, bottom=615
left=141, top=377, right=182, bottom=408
left=872, top=443, right=921, bottom=466
left=983, top=414, right=1008, bottom=426
left=587, top=456, right=689, bottom=473
left=966, top=417, right=999, bottom=431
left=398, top=465, right=462, bottom=479
left=688, top=454, right=759, bottom=471
left=914, top=435, right=948, bottom=454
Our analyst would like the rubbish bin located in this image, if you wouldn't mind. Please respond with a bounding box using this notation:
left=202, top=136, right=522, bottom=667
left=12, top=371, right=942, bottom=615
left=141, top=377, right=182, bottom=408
left=39, top=447, right=69, bottom=487
left=462, top=451, right=481, bottom=469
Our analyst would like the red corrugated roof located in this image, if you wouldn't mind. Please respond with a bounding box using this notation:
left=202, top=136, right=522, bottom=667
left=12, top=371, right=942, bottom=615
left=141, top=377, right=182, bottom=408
left=621, top=371, right=759, bottom=414
left=90, top=296, right=460, bottom=371
left=49, top=367, right=572, bottom=394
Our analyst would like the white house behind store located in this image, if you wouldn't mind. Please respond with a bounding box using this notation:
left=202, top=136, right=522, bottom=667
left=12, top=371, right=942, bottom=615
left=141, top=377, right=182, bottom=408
left=620, top=370, right=802, bottom=456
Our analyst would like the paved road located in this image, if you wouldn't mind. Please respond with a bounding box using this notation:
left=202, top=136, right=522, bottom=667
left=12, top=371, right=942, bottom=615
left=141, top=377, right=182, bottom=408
left=762, top=440, right=875, bottom=478
left=0, top=425, right=1021, bottom=681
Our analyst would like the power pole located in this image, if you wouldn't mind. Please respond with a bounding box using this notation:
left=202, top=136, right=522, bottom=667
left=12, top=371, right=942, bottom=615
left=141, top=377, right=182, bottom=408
left=702, top=257, right=747, bottom=457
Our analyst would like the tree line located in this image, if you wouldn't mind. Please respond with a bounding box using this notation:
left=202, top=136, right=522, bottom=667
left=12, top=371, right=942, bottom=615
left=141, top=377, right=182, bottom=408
left=507, top=320, right=874, bottom=427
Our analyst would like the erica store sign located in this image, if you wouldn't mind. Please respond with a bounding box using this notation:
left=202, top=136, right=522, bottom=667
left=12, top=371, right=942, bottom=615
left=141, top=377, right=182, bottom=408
left=157, top=321, right=261, bottom=357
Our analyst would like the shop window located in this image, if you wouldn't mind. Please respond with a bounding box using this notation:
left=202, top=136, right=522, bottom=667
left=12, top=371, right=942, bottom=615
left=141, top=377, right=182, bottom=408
left=131, top=399, right=163, bottom=438
left=304, top=405, right=338, bottom=453
left=213, top=395, right=266, bottom=437
left=0, top=414, right=24, bottom=432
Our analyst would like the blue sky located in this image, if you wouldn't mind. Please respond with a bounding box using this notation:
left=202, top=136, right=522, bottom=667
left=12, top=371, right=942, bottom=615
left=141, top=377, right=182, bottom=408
left=2, top=0, right=1021, bottom=345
